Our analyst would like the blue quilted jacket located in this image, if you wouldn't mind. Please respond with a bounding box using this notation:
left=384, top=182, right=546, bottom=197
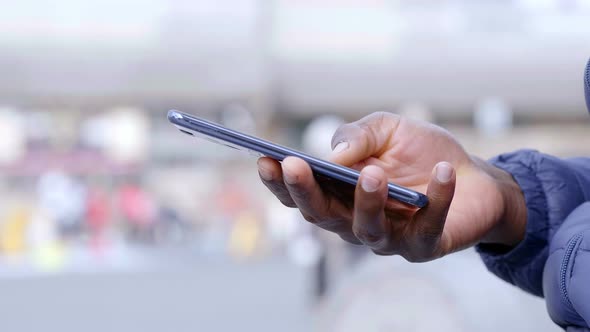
left=477, top=59, right=590, bottom=330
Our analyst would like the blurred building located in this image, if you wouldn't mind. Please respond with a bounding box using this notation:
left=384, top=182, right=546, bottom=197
left=1, top=1, right=590, bottom=121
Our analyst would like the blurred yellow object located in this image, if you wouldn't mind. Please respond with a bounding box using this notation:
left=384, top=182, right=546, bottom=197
left=228, top=212, right=262, bottom=259
left=33, top=242, right=67, bottom=272
left=0, top=207, right=30, bottom=254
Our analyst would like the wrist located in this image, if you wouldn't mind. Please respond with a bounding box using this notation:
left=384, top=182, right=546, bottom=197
left=473, top=157, right=527, bottom=247
left=496, top=168, right=527, bottom=246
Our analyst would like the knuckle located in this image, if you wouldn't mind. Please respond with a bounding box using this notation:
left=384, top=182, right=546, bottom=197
left=265, top=183, right=297, bottom=208
left=370, top=111, right=389, bottom=122
left=364, top=111, right=395, bottom=127
left=289, top=185, right=312, bottom=202
left=315, top=218, right=346, bottom=232
left=401, top=251, right=423, bottom=263
left=281, top=200, right=297, bottom=208
left=401, top=247, right=437, bottom=263
left=428, top=192, right=452, bottom=207
left=353, top=226, right=386, bottom=247
left=371, top=248, right=395, bottom=256
left=340, top=234, right=364, bottom=245
left=266, top=181, right=287, bottom=194
left=302, top=214, right=343, bottom=231
left=302, top=213, right=316, bottom=223
left=416, top=225, right=443, bottom=243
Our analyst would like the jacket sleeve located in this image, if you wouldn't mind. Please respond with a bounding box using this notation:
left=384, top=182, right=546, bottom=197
left=476, top=149, right=590, bottom=297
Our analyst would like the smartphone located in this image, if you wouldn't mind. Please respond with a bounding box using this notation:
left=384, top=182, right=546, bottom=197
left=168, top=110, right=428, bottom=208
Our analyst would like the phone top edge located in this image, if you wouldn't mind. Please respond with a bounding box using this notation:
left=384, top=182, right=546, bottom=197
left=167, top=110, right=429, bottom=208
left=168, top=109, right=184, bottom=122
left=168, top=110, right=359, bottom=175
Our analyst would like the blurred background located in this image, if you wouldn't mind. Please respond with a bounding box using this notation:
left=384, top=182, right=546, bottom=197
left=1, top=0, right=590, bottom=331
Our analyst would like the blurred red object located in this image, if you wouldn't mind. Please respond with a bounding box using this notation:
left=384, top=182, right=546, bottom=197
left=118, top=184, right=156, bottom=227
left=87, top=188, right=111, bottom=231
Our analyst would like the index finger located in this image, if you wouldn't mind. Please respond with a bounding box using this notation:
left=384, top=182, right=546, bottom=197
left=257, top=157, right=297, bottom=208
left=281, top=157, right=359, bottom=244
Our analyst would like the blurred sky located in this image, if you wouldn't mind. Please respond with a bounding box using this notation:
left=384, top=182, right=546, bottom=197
left=2, top=0, right=590, bottom=116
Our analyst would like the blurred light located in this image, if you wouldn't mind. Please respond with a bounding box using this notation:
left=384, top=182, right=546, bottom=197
left=103, top=108, right=150, bottom=163
left=397, top=102, right=434, bottom=123
left=27, top=209, right=59, bottom=252
left=272, top=0, right=404, bottom=63
left=474, top=98, right=513, bottom=137
left=220, top=103, right=257, bottom=135
left=37, top=171, right=86, bottom=228
left=0, top=0, right=162, bottom=45
left=80, top=114, right=109, bottom=149
left=266, top=200, right=299, bottom=243
left=0, top=108, right=25, bottom=164
left=24, top=111, right=52, bottom=143
left=302, top=115, right=345, bottom=157
left=286, top=233, right=322, bottom=268
left=518, top=0, right=559, bottom=11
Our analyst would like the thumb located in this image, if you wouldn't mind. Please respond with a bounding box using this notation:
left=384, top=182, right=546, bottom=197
left=328, top=112, right=397, bottom=166
left=412, top=162, right=456, bottom=256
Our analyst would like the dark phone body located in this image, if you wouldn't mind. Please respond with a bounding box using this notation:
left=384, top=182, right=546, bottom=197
left=168, top=110, right=428, bottom=208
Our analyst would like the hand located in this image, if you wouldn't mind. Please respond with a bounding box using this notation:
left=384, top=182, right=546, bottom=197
left=257, top=112, right=526, bottom=262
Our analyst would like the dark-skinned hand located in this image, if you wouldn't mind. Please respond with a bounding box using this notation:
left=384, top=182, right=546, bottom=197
left=257, top=112, right=526, bottom=262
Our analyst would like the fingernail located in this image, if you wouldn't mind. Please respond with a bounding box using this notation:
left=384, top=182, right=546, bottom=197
left=361, top=174, right=380, bottom=192
left=283, top=170, right=297, bottom=185
left=258, top=166, right=272, bottom=181
left=333, top=141, right=349, bottom=154
left=436, top=163, right=453, bottom=183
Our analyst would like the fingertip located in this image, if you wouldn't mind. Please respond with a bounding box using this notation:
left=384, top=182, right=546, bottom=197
left=433, top=162, right=455, bottom=185
left=257, top=156, right=272, bottom=165
left=359, top=165, right=387, bottom=194
left=257, top=156, right=280, bottom=169
left=282, top=156, right=310, bottom=185
left=361, top=165, right=386, bottom=179
left=354, top=165, right=389, bottom=250
left=426, top=162, right=456, bottom=204
left=332, top=141, right=349, bottom=154
left=328, top=124, right=367, bottom=165
left=257, top=157, right=279, bottom=181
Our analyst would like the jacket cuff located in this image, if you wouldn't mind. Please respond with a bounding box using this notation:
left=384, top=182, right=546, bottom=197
left=476, top=150, right=549, bottom=297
